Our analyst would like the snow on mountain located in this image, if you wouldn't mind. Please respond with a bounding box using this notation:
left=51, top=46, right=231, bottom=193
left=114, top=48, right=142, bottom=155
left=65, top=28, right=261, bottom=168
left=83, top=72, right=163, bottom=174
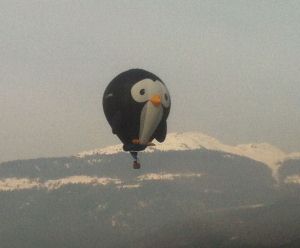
left=77, top=132, right=228, bottom=156
left=0, top=176, right=122, bottom=192
left=0, top=173, right=204, bottom=192
left=77, top=132, right=300, bottom=179
left=284, top=175, right=300, bottom=184
left=79, top=144, right=124, bottom=156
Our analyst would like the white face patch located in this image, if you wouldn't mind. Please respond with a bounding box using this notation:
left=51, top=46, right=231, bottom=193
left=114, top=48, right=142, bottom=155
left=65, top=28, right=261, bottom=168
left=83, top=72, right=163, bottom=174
left=131, top=79, right=171, bottom=108
left=130, top=79, right=171, bottom=144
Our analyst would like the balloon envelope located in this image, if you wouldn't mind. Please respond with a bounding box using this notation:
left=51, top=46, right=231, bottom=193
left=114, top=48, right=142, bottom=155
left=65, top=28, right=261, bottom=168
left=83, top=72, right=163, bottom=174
left=103, top=69, right=171, bottom=151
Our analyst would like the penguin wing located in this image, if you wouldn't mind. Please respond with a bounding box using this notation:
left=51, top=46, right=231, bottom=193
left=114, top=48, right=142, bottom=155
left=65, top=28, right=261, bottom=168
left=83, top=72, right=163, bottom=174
left=111, top=111, right=122, bottom=134
left=153, top=120, right=167, bottom=142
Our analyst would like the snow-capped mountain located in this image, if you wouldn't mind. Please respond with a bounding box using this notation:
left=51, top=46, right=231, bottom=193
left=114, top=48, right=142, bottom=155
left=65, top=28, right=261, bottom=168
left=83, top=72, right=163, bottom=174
left=1, top=132, right=300, bottom=247
left=78, top=132, right=300, bottom=179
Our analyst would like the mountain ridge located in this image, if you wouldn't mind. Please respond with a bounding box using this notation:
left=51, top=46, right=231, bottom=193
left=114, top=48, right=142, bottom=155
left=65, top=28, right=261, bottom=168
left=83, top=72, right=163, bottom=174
left=77, top=132, right=300, bottom=179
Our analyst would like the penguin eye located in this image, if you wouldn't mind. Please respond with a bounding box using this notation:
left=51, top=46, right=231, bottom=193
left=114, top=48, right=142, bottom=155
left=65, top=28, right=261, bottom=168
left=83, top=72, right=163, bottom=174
left=164, top=94, right=168, bottom=101
left=161, top=86, right=171, bottom=108
left=140, top=89, right=145, bottom=95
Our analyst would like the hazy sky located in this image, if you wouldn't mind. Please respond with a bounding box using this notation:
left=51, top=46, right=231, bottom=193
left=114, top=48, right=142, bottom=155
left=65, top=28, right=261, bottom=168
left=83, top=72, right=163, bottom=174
left=1, top=1, right=300, bottom=162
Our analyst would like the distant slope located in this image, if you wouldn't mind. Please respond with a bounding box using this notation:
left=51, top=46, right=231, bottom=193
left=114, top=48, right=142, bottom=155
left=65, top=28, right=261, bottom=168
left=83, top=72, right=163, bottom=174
left=0, top=138, right=299, bottom=248
left=78, top=132, right=300, bottom=180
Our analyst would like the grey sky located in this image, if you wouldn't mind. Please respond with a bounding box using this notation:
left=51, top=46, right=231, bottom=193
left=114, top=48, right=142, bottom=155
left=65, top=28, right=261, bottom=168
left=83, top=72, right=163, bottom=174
left=1, top=1, right=300, bottom=162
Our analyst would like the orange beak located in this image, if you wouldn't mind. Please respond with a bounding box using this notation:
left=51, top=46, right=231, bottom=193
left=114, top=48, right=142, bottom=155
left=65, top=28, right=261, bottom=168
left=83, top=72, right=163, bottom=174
left=150, top=95, right=161, bottom=107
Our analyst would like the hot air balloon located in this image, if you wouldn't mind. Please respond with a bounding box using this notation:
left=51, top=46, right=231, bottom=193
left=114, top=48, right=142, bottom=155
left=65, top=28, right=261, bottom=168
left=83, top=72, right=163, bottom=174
left=102, top=69, right=171, bottom=169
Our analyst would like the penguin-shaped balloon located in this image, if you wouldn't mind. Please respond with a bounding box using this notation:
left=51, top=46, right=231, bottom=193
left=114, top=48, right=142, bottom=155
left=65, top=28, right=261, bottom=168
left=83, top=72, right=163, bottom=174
left=102, top=69, right=171, bottom=168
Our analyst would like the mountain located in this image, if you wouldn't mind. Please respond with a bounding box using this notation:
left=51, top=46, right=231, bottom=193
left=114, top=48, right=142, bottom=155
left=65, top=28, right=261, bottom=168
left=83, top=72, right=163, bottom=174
left=78, top=132, right=300, bottom=180
left=0, top=132, right=299, bottom=248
